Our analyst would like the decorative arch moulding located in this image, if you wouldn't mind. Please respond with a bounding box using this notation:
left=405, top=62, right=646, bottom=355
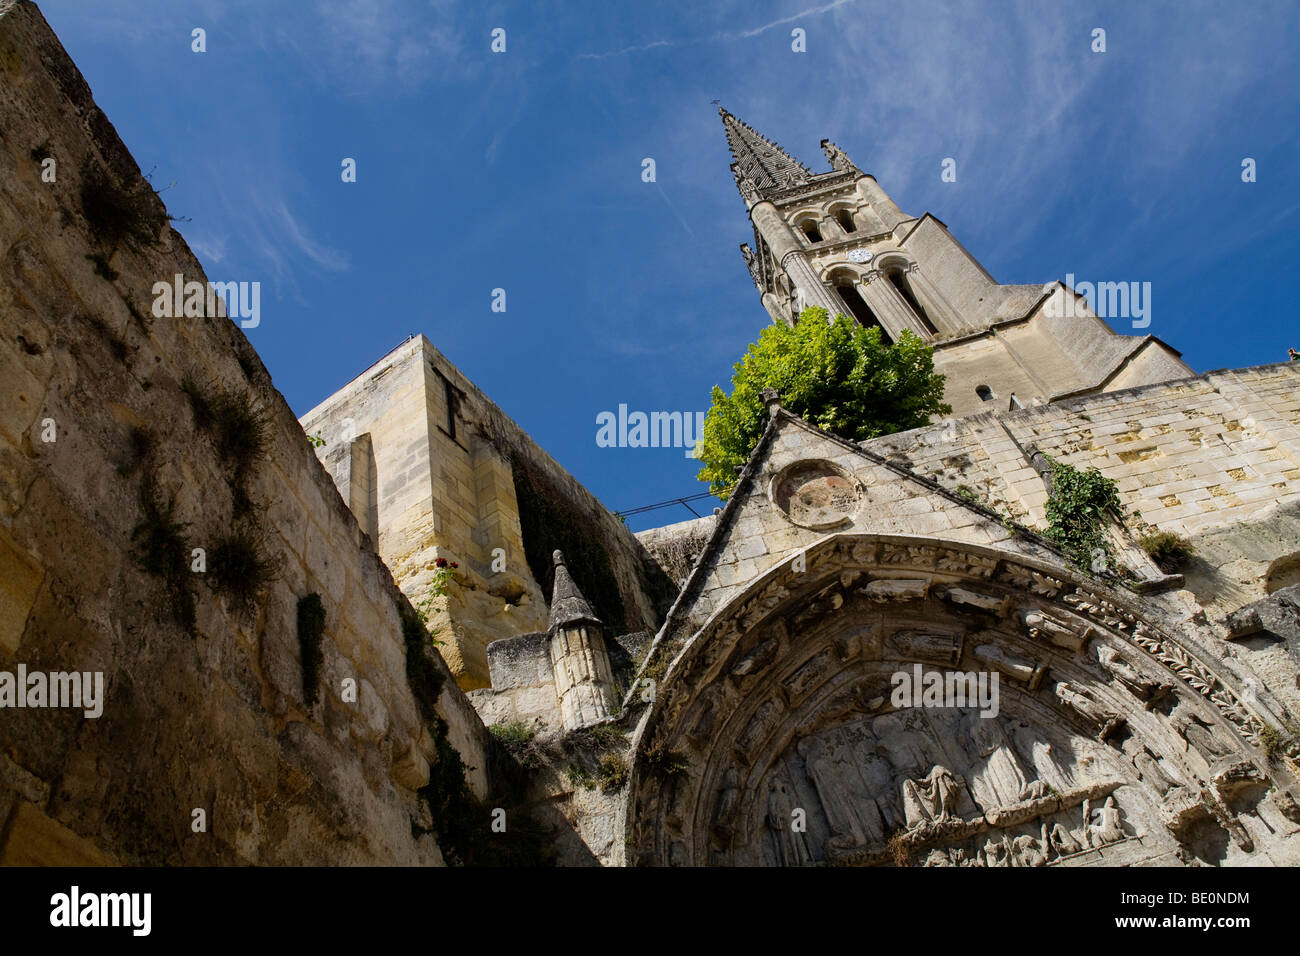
left=625, top=533, right=1298, bottom=867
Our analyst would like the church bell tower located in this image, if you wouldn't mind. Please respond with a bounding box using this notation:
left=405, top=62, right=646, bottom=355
left=720, top=107, right=1193, bottom=416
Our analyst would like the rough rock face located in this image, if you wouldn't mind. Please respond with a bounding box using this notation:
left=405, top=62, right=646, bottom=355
left=0, top=0, right=506, bottom=866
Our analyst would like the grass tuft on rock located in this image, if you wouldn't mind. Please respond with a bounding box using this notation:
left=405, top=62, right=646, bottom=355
left=207, top=525, right=278, bottom=617
left=130, top=475, right=195, bottom=635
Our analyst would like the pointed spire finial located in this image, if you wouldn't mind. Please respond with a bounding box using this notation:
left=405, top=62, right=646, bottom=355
left=719, top=109, right=811, bottom=202
left=548, top=550, right=601, bottom=632
left=820, top=138, right=858, bottom=173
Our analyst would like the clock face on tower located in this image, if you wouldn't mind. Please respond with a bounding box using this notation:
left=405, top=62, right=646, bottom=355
left=847, top=249, right=873, bottom=263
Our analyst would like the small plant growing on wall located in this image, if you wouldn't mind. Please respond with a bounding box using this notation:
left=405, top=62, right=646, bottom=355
left=1042, top=456, right=1123, bottom=574
left=181, top=376, right=270, bottom=516
left=1138, top=530, right=1196, bottom=573
left=597, top=752, right=629, bottom=793
left=207, top=526, right=279, bottom=617
left=297, top=593, right=326, bottom=708
left=414, top=558, right=458, bottom=647
left=130, top=475, right=196, bottom=635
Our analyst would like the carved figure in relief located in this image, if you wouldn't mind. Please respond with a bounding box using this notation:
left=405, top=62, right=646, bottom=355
left=712, top=768, right=741, bottom=838
left=860, top=748, right=901, bottom=831
left=737, top=698, right=782, bottom=759
left=1097, top=644, right=1172, bottom=703
left=1048, top=821, right=1083, bottom=856
left=1022, top=609, right=1087, bottom=651
left=1084, top=796, right=1125, bottom=847
left=1010, top=827, right=1049, bottom=866
left=1054, top=681, right=1125, bottom=739
left=731, top=635, right=779, bottom=680
left=798, top=737, right=870, bottom=850
left=859, top=578, right=928, bottom=602
left=942, top=587, right=1006, bottom=613
left=968, top=717, right=1031, bottom=809
left=791, top=588, right=842, bottom=627
left=834, top=733, right=886, bottom=843
left=871, top=712, right=931, bottom=779
left=902, top=765, right=965, bottom=827
left=922, top=708, right=977, bottom=776
left=1011, top=723, right=1074, bottom=794
left=687, top=686, right=723, bottom=747
left=1130, top=745, right=1181, bottom=797
left=1172, top=707, right=1233, bottom=768
left=973, top=643, right=1046, bottom=689
left=766, top=777, right=811, bottom=866
left=983, top=834, right=1011, bottom=866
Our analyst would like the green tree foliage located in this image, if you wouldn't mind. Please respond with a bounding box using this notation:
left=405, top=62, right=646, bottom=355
left=697, top=308, right=951, bottom=498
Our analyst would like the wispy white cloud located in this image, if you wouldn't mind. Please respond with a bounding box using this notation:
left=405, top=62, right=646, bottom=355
left=188, top=233, right=227, bottom=267
left=575, top=0, right=861, bottom=60
left=727, top=0, right=858, bottom=39
left=577, top=39, right=674, bottom=61
left=271, top=201, right=350, bottom=272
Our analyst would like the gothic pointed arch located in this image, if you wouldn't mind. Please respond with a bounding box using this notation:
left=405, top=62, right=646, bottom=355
left=625, top=533, right=1299, bottom=866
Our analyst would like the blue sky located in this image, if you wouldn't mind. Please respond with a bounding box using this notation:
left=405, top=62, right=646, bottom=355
left=39, top=0, right=1300, bottom=531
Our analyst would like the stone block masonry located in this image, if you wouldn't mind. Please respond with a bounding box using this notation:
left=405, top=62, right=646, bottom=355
left=300, top=334, right=678, bottom=692
left=0, top=0, right=521, bottom=865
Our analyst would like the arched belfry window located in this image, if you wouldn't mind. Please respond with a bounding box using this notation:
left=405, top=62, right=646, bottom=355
left=830, top=273, right=892, bottom=346
left=800, top=220, right=823, bottom=243
left=976, top=385, right=994, bottom=403
left=886, top=266, right=938, bottom=336
left=835, top=209, right=856, bottom=233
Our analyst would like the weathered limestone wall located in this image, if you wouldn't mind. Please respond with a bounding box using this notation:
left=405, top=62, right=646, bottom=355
left=0, top=0, right=500, bottom=865
left=635, top=363, right=1300, bottom=735
left=930, top=290, right=1192, bottom=415
left=301, top=336, right=677, bottom=691
left=670, top=415, right=1063, bottom=639
left=865, top=362, right=1300, bottom=612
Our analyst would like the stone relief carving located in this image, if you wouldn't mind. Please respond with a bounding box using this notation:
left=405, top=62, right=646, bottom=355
left=633, top=535, right=1293, bottom=867
left=766, top=775, right=812, bottom=866
left=711, top=767, right=741, bottom=841
left=902, top=765, right=966, bottom=828
left=967, top=717, right=1033, bottom=807
left=730, top=634, right=780, bottom=682
left=1053, top=681, right=1126, bottom=740
left=769, top=460, right=862, bottom=529
left=859, top=577, right=929, bottom=602
left=1096, top=644, right=1174, bottom=704
left=1021, top=608, right=1090, bottom=651
left=755, top=704, right=1137, bottom=866
left=942, top=586, right=1008, bottom=614
left=973, top=643, right=1047, bottom=690
left=887, top=629, right=963, bottom=666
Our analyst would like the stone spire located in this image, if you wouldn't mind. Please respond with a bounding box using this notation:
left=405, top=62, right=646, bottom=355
left=548, top=549, right=601, bottom=632
left=820, top=138, right=859, bottom=173
left=546, top=549, right=616, bottom=731
left=720, top=107, right=810, bottom=200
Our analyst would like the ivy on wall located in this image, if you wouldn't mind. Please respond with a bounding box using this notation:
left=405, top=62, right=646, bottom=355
left=1042, top=456, right=1123, bottom=574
